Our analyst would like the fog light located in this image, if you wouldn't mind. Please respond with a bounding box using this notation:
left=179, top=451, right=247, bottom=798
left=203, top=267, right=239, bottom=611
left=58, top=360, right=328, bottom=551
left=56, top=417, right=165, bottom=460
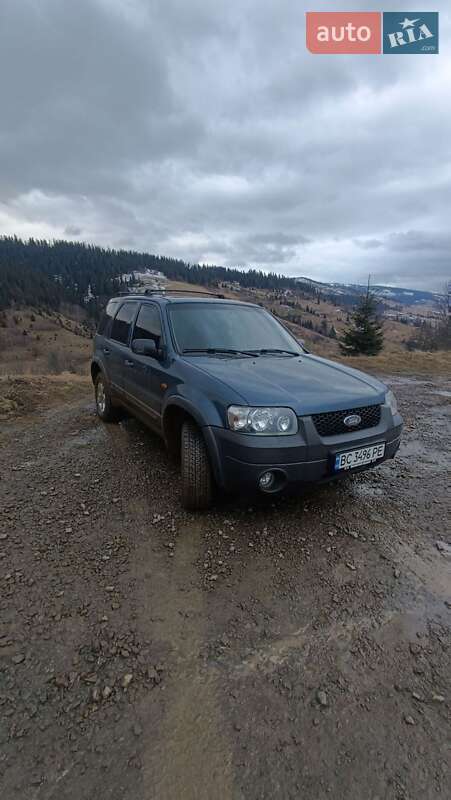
left=259, top=471, right=275, bottom=490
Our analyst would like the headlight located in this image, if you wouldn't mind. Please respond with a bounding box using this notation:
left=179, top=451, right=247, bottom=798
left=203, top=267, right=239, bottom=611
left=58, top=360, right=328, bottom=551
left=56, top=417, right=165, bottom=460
left=385, top=390, right=398, bottom=416
left=227, top=406, right=298, bottom=435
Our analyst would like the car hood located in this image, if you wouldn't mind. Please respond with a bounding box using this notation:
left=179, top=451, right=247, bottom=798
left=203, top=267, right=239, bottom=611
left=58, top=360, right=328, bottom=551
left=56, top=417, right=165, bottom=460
left=184, top=353, right=386, bottom=414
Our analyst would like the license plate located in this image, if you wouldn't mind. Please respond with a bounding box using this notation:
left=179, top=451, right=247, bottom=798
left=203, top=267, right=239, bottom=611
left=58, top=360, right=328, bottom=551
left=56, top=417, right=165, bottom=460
left=334, top=442, right=385, bottom=472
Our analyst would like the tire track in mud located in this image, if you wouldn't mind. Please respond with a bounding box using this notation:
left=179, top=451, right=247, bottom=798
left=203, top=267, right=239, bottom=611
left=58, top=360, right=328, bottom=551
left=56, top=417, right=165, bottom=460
left=101, top=423, right=234, bottom=799
left=135, top=519, right=234, bottom=800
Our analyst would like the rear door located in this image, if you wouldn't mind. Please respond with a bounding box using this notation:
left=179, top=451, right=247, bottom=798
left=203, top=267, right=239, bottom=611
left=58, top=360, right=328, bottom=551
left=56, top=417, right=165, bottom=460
left=108, top=301, right=139, bottom=392
left=94, top=299, right=121, bottom=381
left=125, top=302, right=166, bottom=422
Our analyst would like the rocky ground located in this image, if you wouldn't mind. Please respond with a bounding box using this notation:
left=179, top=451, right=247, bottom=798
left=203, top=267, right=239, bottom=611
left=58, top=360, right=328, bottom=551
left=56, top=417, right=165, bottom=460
left=0, top=376, right=450, bottom=800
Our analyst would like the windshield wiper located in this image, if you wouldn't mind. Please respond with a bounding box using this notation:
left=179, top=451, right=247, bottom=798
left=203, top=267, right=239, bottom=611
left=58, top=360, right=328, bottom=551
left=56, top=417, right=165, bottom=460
left=250, top=348, right=300, bottom=356
left=182, top=348, right=257, bottom=357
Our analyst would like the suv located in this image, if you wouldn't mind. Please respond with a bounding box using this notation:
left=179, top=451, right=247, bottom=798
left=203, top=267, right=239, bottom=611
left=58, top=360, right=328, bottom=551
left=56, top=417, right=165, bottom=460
left=91, top=292, right=403, bottom=510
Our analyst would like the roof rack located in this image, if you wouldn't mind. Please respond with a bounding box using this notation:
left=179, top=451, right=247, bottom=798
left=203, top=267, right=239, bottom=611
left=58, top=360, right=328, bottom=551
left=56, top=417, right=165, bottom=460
left=144, top=288, right=225, bottom=299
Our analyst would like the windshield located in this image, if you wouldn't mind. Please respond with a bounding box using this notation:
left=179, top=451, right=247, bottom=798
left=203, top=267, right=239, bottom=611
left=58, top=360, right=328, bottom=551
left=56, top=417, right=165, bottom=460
left=169, top=303, right=303, bottom=354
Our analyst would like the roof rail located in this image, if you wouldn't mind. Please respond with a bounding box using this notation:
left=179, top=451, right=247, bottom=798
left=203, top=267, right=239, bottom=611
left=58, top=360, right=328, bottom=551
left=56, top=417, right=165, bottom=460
left=144, top=288, right=225, bottom=299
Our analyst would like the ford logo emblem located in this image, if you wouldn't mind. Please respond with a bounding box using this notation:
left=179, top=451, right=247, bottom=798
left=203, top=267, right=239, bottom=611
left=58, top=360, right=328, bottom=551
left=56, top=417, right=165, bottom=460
left=343, top=414, right=361, bottom=428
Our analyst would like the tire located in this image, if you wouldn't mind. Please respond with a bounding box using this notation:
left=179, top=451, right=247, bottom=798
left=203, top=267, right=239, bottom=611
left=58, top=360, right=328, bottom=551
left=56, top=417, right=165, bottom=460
left=180, top=421, right=213, bottom=510
left=94, top=372, right=121, bottom=423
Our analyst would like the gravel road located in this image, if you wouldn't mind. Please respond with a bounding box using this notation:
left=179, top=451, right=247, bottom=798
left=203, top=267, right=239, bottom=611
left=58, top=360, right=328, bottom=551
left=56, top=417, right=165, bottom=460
left=1, top=376, right=450, bottom=800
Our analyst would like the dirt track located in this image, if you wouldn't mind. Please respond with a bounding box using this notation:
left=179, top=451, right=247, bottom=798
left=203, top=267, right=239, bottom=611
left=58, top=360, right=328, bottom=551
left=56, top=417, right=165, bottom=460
left=1, top=375, right=450, bottom=800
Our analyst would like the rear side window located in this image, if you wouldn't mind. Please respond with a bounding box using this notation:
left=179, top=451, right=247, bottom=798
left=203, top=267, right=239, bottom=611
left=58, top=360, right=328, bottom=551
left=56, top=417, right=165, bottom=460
left=132, top=304, right=163, bottom=347
left=97, top=300, right=120, bottom=336
left=110, top=302, right=138, bottom=345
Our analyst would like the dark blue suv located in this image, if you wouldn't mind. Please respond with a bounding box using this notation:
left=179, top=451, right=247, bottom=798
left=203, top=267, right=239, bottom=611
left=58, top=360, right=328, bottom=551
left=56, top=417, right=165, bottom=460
left=91, top=292, right=403, bottom=509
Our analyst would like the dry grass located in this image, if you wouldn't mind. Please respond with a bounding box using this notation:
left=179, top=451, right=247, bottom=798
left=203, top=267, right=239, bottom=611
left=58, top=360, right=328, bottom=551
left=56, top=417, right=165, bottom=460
left=0, top=373, right=91, bottom=420
left=335, top=349, right=451, bottom=378
left=0, top=308, right=92, bottom=377
left=166, top=280, right=236, bottom=298
left=0, top=308, right=93, bottom=420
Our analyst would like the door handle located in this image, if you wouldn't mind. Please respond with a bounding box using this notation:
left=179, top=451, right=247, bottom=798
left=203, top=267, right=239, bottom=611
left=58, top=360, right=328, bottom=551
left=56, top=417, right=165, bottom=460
left=103, top=347, right=111, bottom=355
left=124, top=359, right=135, bottom=367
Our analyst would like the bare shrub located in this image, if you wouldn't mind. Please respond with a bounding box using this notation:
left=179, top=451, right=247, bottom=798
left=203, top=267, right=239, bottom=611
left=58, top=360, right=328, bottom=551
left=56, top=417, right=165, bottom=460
left=47, top=350, right=63, bottom=374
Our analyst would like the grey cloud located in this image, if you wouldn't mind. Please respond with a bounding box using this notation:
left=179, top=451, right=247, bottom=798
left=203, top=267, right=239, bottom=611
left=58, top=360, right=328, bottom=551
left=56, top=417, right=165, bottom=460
left=386, top=230, right=451, bottom=253
left=354, top=239, right=384, bottom=250
left=0, top=0, right=203, bottom=198
left=64, top=225, right=82, bottom=237
left=248, top=233, right=311, bottom=246
left=0, top=0, right=450, bottom=290
left=227, top=232, right=311, bottom=265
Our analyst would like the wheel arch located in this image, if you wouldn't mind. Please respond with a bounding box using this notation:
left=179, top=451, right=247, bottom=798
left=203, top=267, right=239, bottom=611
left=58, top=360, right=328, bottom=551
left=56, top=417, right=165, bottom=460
left=91, top=360, right=102, bottom=384
left=162, top=399, right=223, bottom=485
left=162, top=403, right=197, bottom=459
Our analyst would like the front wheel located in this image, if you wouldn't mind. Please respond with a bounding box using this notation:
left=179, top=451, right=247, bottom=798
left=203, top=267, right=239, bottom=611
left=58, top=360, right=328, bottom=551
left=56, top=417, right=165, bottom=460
left=94, top=373, right=121, bottom=423
left=180, top=421, right=213, bottom=510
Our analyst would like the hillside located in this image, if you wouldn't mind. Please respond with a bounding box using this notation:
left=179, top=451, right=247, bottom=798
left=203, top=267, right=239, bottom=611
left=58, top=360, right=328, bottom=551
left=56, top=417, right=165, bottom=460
left=0, top=236, right=448, bottom=382
left=0, top=236, right=296, bottom=314
left=0, top=307, right=92, bottom=377
left=230, top=284, right=451, bottom=375
left=0, top=306, right=93, bottom=419
left=1, top=235, right=444, bottom=322
left=295, top=276, right=441, bottom=308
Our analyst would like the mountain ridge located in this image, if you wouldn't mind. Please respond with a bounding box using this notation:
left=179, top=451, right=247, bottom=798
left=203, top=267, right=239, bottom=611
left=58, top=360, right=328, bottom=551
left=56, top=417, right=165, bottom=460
left=294, top=276, right=439, bottom=307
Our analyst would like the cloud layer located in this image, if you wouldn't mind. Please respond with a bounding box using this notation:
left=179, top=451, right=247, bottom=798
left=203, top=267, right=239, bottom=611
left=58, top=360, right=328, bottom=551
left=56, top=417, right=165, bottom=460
left=0, top=0, right=450, bottom=289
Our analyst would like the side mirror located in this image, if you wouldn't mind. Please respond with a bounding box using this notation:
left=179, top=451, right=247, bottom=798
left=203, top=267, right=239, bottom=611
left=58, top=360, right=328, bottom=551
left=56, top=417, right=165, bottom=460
left=131, top=338, right=159, bottom=358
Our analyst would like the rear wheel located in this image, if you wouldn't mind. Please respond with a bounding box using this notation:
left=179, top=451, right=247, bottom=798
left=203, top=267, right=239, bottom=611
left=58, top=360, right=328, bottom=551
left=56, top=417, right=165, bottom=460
left=180, top=421, right=213, bottom=510
left=94, top=373, right=121, bottom=423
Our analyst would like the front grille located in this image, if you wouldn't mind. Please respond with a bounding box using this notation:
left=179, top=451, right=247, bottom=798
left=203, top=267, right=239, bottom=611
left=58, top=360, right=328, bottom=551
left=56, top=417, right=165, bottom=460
left=312, top=404, right=381, bottom=437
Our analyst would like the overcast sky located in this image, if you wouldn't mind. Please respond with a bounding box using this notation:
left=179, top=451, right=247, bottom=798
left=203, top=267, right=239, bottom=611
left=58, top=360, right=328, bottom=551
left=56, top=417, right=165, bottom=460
left=0, top=0, right=450, bottom=289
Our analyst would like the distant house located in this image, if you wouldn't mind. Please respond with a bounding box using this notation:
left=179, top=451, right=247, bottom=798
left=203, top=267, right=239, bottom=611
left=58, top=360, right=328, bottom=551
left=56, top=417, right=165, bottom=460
left=221, top=280, right=241, bottom=291
left=122, top=268, right=168, bottom=293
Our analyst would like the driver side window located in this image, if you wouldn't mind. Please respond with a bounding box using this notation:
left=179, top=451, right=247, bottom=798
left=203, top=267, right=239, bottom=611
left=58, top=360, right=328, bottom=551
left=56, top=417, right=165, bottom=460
left=132, top=304, right=163, bottom=348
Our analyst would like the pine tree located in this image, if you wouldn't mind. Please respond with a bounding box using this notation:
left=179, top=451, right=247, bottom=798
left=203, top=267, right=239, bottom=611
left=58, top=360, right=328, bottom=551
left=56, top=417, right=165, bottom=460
left=0, top=235, right=300, bottom=312
left=339, top=284, right=384, bottom=356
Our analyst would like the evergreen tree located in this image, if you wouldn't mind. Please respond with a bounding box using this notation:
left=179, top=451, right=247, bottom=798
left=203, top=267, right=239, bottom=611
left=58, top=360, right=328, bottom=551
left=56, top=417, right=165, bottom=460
left=0, top=235, right=300, bottom=313
left=339, top=284, right=384, bottom=356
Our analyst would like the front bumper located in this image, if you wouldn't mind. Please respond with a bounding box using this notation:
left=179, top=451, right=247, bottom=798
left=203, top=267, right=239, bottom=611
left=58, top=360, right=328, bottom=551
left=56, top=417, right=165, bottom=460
left=203, top=407, right=403, bottom=493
